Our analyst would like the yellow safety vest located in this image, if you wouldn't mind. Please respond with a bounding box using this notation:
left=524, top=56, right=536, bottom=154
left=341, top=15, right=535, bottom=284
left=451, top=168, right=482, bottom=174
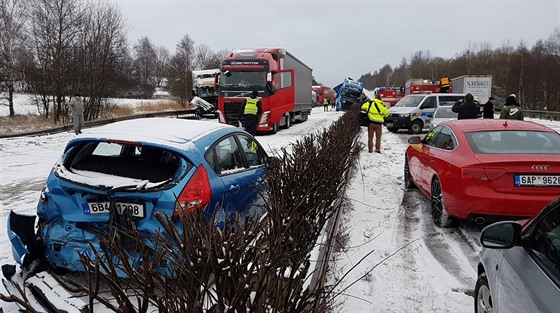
left=244, top=98, right=258, bottom=115
left=323, top=98, right=329, bottom=105
left=361, top=99, right=389, bottom=123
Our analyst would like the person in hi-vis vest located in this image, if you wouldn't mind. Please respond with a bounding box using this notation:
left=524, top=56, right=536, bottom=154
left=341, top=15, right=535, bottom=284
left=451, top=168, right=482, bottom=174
left=238, top=90, right=263, bottom=135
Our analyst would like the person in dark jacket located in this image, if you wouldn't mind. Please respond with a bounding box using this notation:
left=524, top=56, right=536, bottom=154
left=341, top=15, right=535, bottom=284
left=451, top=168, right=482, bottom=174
left=452, top=93, right=480, bottom=120
left=482, top=96, right=496, bottom=119
left=499, top=94, right=524, bottom=120
left=238, top=90, right=263, bottom=135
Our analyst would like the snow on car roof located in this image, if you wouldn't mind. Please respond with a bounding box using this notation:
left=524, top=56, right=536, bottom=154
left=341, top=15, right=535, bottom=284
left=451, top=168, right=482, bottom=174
left=73, top=117, right=234, bottom=150
left=443, top=119, right=557, bottom=133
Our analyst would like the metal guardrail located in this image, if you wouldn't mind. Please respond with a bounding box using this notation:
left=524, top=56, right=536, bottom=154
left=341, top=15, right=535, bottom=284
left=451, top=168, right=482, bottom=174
left=523, top=110, right=560, bottom=121
left=0, top=109, right=199, bottom=139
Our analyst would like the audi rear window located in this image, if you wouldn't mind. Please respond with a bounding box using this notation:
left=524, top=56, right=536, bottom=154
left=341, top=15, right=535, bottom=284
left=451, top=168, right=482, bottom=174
left=465, top=130, right=560, bottom=154
left=65, top=142, right=188, bottom=183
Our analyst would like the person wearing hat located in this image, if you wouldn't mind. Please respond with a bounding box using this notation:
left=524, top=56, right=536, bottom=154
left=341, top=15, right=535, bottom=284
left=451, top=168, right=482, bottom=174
left=483, top=96, right=496, bottom=119
left=452, top=93, right=480, bottom=120
left=238, top=90, right=263, bottom=135
left=499, top=94, right=524, bottom=120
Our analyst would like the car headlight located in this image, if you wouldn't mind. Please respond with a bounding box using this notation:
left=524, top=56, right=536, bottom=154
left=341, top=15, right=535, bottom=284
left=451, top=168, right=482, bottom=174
left=394, top=113, right=409, bottom=118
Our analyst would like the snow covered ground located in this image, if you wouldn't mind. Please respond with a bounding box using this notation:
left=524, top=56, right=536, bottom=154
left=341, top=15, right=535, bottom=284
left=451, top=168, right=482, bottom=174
left=1, top=101, right=559, bottom=312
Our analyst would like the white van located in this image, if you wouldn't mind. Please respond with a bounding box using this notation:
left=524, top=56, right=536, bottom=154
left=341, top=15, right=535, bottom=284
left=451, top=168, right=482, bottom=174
left=384, top=93, right=465, bottom=134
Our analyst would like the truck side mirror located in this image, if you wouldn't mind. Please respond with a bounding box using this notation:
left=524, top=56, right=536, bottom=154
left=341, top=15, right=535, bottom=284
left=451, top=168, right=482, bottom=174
left=266, top=72, right=272, bottom=82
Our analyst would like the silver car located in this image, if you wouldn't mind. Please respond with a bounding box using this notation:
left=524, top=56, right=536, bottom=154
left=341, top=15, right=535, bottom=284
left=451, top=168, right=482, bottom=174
left=475, top=196, right=560, bottom=313
left=428, top=105, right=458, bottom=130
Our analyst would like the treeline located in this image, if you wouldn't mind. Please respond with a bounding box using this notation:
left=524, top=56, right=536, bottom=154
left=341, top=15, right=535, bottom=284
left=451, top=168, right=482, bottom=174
left=0, top=0, right=227, bottom=122
left=359, top=29, right=560, bottom=111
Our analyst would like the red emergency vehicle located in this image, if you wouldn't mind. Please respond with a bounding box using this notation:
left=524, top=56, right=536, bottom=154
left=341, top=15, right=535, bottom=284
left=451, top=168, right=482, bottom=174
left=373, top=86, right=404, bottom=106
left=374, top=77, right=453, bottom=106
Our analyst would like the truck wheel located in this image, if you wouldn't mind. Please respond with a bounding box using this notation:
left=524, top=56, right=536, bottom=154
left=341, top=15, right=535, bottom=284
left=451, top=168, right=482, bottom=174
left=284, top=114, right=291, bottom=129
left=408, top=120, right=423, bottom=134
left=270, top=123, right=278, bottom=134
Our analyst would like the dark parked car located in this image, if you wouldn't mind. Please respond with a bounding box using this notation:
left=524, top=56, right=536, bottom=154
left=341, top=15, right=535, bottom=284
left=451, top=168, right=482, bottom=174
left=8, top=118, right=271, bottom=274
left=475, top=196, right=560, bottom=313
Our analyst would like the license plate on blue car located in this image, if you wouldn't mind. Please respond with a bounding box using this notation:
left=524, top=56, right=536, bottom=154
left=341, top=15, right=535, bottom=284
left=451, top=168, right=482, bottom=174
left=82, top=201, right=145, bottom=218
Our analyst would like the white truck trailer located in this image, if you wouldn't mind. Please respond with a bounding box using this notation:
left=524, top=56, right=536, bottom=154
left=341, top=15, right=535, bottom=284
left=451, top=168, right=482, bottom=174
left=451, top=75, right=492, bottom=103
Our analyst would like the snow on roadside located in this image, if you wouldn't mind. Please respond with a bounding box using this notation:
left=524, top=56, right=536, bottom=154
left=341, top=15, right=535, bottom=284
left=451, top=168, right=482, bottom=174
left=0, top=93, right=176, bottom=117
left=329, top=130, right=474, bottom=313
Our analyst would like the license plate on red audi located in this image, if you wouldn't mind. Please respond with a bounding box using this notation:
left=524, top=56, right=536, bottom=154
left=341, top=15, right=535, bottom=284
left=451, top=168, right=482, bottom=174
left=514, top=175, right=560, bottom=187
left=82, top=202, right=145, bottom=218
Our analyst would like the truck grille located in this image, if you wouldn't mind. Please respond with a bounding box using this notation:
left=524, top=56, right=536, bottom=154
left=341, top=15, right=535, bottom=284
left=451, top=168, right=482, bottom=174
left=224, top=101, right=242, bottom=126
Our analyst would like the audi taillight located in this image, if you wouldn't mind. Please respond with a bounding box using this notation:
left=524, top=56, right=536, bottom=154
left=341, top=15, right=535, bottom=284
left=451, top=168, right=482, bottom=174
left=462, top=167, right=505, bottom=181
left=174, top=165, right=211, bottom=217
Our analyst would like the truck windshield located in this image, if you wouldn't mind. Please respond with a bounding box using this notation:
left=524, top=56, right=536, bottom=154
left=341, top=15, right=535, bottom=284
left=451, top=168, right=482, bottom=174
left=195, top=86, right=217, bottom=97
left=221, top=71, right=267, bottom=89
left=394, top=95, right=425, bottom=107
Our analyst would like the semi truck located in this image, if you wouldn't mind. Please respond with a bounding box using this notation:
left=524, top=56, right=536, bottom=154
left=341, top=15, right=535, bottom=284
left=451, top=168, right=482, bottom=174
left=333, top=77, right=364, bottom=111
left=450, top=75, right=492, bottom=103
left=216, top=48, right=313, bottom=133
left=312, top=85, right=335, bottom=106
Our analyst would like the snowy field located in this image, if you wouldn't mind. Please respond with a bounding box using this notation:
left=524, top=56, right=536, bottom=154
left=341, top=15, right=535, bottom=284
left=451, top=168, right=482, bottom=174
left=1, top=100, right=559, bottom=312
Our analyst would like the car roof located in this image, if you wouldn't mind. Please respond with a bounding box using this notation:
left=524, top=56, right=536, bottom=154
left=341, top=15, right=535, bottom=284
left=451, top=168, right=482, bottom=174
left=435, top=106, right=454, bottom=111
left=441, top=119, right=557, bottom=133
left=407, top=93, right=465, bottom=97
left=69, top=118, right=236, bottom=151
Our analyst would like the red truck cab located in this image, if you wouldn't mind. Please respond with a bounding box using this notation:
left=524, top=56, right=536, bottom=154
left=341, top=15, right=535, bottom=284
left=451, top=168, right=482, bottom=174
left=216, top=49, right=312, bottom=133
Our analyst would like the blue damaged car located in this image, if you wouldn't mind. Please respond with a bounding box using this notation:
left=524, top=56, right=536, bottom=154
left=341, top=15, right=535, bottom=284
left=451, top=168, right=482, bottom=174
left=7, top=117, right=270, bottom=274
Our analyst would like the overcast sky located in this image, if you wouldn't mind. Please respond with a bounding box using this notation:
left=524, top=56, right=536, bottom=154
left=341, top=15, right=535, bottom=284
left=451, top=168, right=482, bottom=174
left=110, top=0, right=560, bottom=87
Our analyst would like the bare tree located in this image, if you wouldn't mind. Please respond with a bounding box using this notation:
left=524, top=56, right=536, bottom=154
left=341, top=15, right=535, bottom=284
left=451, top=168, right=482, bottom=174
left=408, top=50, right=432, bottom=79
left=154, top=46, right=170, bottom=88
left=78, top=1, right=127, bottom=119
left=204, top=48, right=229, bottom=70
left=27, top=0, right=85, bottom=122
left=194, top=43, right=213, bottom=70
left=0, top=0, right=27, bottom=116
left=132, top=36, right=157, bottom=97
left=547, top=27, right=560, bottom=65
left=167, top=34, right=195, bottom=106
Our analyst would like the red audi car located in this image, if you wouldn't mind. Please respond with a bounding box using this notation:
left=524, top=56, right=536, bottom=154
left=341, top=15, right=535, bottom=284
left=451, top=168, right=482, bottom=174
left=404, top=119, right=560, bottom=227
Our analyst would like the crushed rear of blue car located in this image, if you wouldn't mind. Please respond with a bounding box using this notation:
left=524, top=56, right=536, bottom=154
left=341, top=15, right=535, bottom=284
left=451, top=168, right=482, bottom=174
left=6, top=118, right=269, bottom=275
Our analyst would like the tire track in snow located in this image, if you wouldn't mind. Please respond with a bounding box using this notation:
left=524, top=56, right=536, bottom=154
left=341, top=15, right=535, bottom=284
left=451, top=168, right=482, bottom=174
left=394, top=189, right=423, bottom=285
left=418, top=197, right=476, bottom=287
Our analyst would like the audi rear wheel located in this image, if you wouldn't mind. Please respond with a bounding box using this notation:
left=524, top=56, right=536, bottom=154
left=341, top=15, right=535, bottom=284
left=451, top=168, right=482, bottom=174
left=431, top=177, right=453, bottom=227
left=404, top=157, right=416, bottom=189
